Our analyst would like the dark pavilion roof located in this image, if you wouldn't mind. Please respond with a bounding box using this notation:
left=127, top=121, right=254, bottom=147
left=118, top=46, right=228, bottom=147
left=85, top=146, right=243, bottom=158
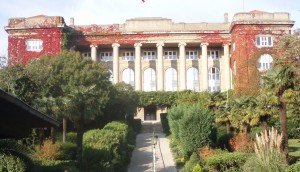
left=0, top=89, right=59, bottom=139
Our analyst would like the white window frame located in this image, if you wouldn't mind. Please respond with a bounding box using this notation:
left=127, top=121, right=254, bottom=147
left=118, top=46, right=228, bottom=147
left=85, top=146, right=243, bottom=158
left=186, top=50, right=198, bottom=60
left=122, top=51, right=134, bottom=61
left=208, top=50, right=219, bottom=60
left=186, top=67, right=199, bottom=91
left=258, top=54, right=273, bottom=71
left=100, top=52, right=113, bottom=61
left=26, top=39, right=43, bottom=52
left=164, top=51, right=177, bottom=60
left=82, top=52, right=91, bottom=59
left=256, top=36, right=273, bottom=47
left=122, top=68, right=135, bottom=87
left=208, top=67, right=221, bottom=92
left=143, top=51, right=156, bottom=61
left=165, top=68, right=178, bottom=91
left=144, top=68, right=156, bottom=91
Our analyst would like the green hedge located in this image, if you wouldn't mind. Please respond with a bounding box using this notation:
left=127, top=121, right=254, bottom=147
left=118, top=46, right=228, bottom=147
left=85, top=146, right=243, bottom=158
left=205, top=152, right=250, bottom=172
left=286, top=161, right=300, bottom=172
left=82, top=121, right=135, bottom=171
left=160, top=113, right=170, bottom=135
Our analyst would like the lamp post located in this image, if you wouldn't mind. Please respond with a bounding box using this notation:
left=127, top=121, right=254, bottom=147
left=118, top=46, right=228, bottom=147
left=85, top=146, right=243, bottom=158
left=152, top=132, right=158, bottom=172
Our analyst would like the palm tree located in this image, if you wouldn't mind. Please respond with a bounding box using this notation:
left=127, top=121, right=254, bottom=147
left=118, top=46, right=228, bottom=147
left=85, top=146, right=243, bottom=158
left=263, top=66, right=296, bottom=162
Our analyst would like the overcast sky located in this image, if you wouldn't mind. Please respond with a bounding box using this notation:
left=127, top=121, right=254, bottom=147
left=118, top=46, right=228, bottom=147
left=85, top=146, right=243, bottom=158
left=0, top=0, right=299, bottom=57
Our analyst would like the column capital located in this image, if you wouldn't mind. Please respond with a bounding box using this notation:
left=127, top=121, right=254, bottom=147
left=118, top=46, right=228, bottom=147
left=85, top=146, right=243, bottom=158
left=90, top=44, right=98, bottom=48
left=222, top=43, right=231, bottom=47
left=156, top=42, right=164, bottom=47
left=178, top=42, right=187, bottom=47
left=112, top=43, right=120, bottom=48
left=201, top=43, right=209, bottom=47
left=134, top=43, right=142, bottom=48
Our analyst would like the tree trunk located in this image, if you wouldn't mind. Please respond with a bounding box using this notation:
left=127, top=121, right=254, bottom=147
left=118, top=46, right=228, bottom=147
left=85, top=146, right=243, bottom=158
left=50, top=127, right=55, bottom=144
left=76, top=117, right=84, bottom=168
left=279, top=96, right=288, bottom=163
left=261, top=116, right=268, bottom=132
left=39, top=128, right=45, bottom=148
left=226, top=121, right=231, bottom=134
left=62, top=117, right=67, bottom=143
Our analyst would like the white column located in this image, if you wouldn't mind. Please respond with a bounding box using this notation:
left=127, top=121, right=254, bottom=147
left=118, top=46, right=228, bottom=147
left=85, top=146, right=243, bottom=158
left=156, top=43, right=164, bottom=91
left=179, top=42, right=187, bottom=91
left=134, top=43, right=142, bottom=91
left=90, top=45, right=98, bottom=61
left=112, top=43, right=120, bottom=84
left=223, top=44, right=231, bottom=90
left=201, top=43, right=209, bottom=91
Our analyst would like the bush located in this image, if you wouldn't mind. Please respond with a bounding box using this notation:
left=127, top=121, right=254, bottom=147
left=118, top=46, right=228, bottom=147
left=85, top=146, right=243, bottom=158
left=216, top=126, right=233, bottom=151
left=286, top=161, right=300, bottom=172
left=229, top=132, right=254, bottom=153
left=130, top=118, right=142, bottom=133
left=35, top=160, right=79, bottom=172
left=180, top=152, right=201, bottom=172
left=66, top=132, right=77, bottom=143
left=82, top=121, right=135, bottom=172
left=205, top=152, right=250, bottom=172
left=0, top=153, right=27, bottom=172
left=167, top=105, right=187, bottom=141
left=35, top=139, right=61, bottom=160
left=287, top=115, right=300, bottom=139
left=59, top=142, right=76, bottom=160
left=178, top=105, right=215, bottom=156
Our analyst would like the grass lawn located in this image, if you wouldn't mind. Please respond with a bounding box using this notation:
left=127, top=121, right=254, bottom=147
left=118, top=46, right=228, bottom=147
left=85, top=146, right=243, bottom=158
left=289, top=139, right=300, bottom=157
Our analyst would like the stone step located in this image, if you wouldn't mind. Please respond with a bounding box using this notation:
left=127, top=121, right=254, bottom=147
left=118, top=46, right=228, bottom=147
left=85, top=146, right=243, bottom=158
left=141, top=121, right=164, bottom=133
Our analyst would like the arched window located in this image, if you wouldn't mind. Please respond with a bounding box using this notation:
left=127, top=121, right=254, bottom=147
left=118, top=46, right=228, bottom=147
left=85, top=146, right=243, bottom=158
left=108, top=69, right=113, bottom=82
left=186, top=67, right=199, bottom=91
left=208, top=67, right=220, bottom=92
left=122, top=68, right=134, bottom=87
left=258, top=54, right=273, bottom=71
left=165, top=68, right=177, bottom=91
left=144, top=68, right=156, bottom=91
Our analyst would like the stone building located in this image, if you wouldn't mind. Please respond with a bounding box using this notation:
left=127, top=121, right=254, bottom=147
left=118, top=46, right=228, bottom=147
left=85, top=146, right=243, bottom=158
left=5, top=11, right=294, bottom=121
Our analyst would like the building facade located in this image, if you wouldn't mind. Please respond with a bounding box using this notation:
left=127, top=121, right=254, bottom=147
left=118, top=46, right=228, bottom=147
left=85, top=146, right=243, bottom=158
left=5, top=11, right=294, bottom=121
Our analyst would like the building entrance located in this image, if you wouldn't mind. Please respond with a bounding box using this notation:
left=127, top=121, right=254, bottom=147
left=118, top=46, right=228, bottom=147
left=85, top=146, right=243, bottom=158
left=144, top=106, right=156, bottom=121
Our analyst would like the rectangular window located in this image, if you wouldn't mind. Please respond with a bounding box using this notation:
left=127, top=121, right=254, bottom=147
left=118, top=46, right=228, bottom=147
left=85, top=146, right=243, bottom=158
left=186, top=51, right=198, bottom=60
left=208, top=50, right=219, bottom=60
left=25, top=39, right=43, bottom=52
left=143, top=51, right=156, bottom=60
left=164, top=51, right=177, bottom=60
left=100, top=52, right=113, bottom=61
left=82, top=52, right=91, bottom=58
left=122, top=51, right=134, bottom=61
left=256, top=36, right=273, bottom=47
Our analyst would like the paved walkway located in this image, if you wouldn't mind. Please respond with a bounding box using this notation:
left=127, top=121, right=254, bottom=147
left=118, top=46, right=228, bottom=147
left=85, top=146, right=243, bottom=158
left=128, top=121, right=177, bottom=172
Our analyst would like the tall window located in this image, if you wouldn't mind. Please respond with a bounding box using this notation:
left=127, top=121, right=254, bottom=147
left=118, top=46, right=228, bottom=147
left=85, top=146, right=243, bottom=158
left=256, top=36, right=273, bottom=47
left=122, top=68, right=135, bottom=87
left=100, top=52, right=113, bottom=61
left=208, top=50, right=219, bottom=60
left=186, top=67, right=199, bottom=91
left=164, top=51, right=177, bottom=60
left=143, top=51, right=156, bottom=61
left=144, top=68, right=156, bottom=91
left=208, top=67, right=220, bottom=92
left=108, top=69, right=113, bottom=82
left=258, top=54, right=273, bottom=71
left=165, top=68, right=177, bottom=91
left=26, top=39, right=43, bottom=52
left=186, top=51, right=198, bottom=60
left=122, top=51, right=134, bottom=61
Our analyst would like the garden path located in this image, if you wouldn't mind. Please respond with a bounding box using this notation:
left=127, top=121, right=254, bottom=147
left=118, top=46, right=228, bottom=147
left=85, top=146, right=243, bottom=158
left=128, top=121, right=177, bottom=172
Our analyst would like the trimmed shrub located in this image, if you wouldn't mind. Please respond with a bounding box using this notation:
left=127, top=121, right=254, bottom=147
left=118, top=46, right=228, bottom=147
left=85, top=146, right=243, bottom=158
left=178, top=105, right=215, bottom=156
left=229, top=132, right=254, bottom=153
left=59, top=142, right=76, bottom=160
left=66, top=132, right=77, bottom=143
left=286, top=161, right=300, bottom=172
left=205, top=152, right=250, bottom=172
left=82, top=121, right=135, bottom=172
left=35, top=139, right=61, bottom=160
left=35, top=160, right=78, bottom=172
left=180, top=152, right=201, bottom=172
left=0, top=153, right=27, bottom=172
left=167, top=105, right=187, bottom=141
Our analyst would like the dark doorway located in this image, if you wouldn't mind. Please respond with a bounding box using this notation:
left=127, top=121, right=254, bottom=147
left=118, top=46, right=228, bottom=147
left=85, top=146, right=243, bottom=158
left=144, top=106, right=156, bottom=121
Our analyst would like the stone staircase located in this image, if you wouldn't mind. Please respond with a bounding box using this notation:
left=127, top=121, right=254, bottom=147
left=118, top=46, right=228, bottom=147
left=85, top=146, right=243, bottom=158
left=141, top=121, right=164, bottom=133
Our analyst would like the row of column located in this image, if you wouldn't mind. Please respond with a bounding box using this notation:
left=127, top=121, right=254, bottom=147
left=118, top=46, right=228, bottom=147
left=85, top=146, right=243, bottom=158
left=90, top=43, right=231, bottom=92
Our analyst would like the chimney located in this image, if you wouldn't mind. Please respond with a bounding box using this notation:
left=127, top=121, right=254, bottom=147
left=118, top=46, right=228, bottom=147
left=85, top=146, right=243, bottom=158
left=70, top=17, right=74, bottom=26
left=224, top=13, right=228, bottom=23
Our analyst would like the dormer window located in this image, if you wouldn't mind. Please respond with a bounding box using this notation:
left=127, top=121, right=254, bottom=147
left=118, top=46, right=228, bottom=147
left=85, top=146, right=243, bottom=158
left=256, top=36, right=273, bottom=47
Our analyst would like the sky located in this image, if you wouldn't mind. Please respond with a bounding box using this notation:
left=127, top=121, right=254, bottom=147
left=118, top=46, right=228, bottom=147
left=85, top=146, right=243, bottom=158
left=0, top=0, right=299, bottom=58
